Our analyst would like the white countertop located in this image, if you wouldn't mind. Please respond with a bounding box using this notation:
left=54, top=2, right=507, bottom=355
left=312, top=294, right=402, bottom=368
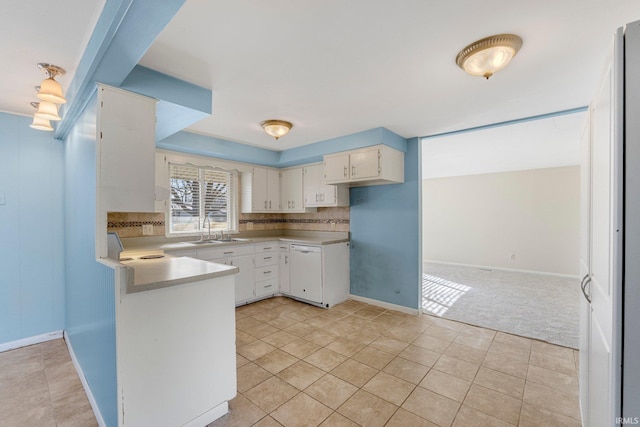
left=120, top=255, right=238, bottom=293
left=120, top=232, right=350, bottom=254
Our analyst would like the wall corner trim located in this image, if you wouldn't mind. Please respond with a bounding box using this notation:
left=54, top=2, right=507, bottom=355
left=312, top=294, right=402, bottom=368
left=64, top=331, right=107, bottom=427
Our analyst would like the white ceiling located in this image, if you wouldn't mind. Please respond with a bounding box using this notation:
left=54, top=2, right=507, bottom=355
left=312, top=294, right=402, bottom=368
left=140, top=0, right=640, bottom=150
left=0, top=0, right=105, bottom=117
left=3, top=1, right=639, bottom=155
left=421, top=111, right=586, bottom=179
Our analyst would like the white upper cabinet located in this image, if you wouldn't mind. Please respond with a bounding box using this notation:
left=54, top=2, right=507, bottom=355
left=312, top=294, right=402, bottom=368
left=241, top=167, right=280, bottom=212
left=280, top=167, right=305, bottom=212
left=97, top=84, right=157, bottom=213
left=323, top=144, right=404, bottom=186
left=303, top=163, right=349, bottom=207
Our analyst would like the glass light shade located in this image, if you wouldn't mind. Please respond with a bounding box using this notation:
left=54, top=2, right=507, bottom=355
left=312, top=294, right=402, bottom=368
left=456, top=34, right=523, bottom=79
left=34, top=100, right=61, bottom=121
left=261, top=120, right=292, bottom=140
left=37, top=77, right=66, bottom=104
left=30, top=115, right=54, bottom=131
left=462, top=46, right=516, bottom=78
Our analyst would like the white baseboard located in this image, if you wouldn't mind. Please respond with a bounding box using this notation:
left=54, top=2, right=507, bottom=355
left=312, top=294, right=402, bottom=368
left=0, top=330, right=63, bottom=353
left=185, top=401, right=229, bottom=427
left=348, top=294, right=420, bottom=315
left=64, top=331, right=107, bottom=427
left=423, top=259, right=580, bottom=279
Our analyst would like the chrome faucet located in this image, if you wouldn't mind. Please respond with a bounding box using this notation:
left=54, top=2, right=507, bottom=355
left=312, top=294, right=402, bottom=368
left=203, top=216, right=212, bottom=240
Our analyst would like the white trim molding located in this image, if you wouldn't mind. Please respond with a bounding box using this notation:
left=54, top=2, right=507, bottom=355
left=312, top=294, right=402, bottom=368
left=348, top=294, right=420, bottom=315
left=424, top=259, right=580, bottom=280
left=0, top=330, right=63, bottom=353
left=64, top=331, right=106, bottom=427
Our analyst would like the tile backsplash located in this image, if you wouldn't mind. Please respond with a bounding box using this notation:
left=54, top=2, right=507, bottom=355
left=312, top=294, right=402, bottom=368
left=107, top=207, right=349, bottom=238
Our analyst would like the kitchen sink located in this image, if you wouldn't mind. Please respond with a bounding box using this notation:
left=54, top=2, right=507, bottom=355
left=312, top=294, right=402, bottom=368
left=187, top=240, right=224, bottom=245
left=186, top=238, right=252, bottom=245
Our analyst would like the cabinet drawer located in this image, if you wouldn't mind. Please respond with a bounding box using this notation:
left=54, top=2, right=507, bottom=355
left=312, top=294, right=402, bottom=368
left=255, top=278, right=279, bottom=297
left=255, top=252, right=278, bottom=268
left=279, top=243, right=290, bottom=252
left=197, top=245, right=254, bottom=260
left=255, top=242, right=278, bottom=253
left=255, top=265, right=279, bottom=281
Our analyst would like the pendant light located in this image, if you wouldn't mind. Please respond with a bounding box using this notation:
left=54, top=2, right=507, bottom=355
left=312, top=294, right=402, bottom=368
left=34, top=100, right=62, bottom=121
left=261, top=120, right=293, bottom=140
left=456, top=34, right=523, bottom=79
left=29, top=102, right=54, bottom=131
left=36, top=63, right=67, bottom=104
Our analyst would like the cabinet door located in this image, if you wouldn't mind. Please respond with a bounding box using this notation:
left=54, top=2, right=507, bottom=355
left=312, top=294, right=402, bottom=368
left=281, top=168, right=304, bottom=212
left=350, top=147, right=380, bottom=180
left=324, top=153, right=350, bottom=183
left=320, top=185, right=336, bottom=206
left=279, top=245, right=290, bottom=294
left=303, top=165, right=322, bottom=206
left=252, top=168, right=269, bottom=211
left=266, top=169, right=280, bottom=211
left=229, top=254, right=255, bottom=303
left=98, top=85, right=156, bottom=213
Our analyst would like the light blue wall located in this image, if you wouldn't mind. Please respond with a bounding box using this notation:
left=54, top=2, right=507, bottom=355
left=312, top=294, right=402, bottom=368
left=0, top=113, right=65, bottom=344
left=159, top=127, right=407, bottom=168
left=350, top=138, right=420, bottom=309
left=64, top=95, right=117, bottom=426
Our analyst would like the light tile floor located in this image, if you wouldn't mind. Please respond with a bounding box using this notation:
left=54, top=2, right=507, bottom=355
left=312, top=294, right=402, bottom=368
left=0, top=297, right=581, bottom=427
left=0, top=338, right=97, bottom=427
left=212, top=297, right=582, bottom=427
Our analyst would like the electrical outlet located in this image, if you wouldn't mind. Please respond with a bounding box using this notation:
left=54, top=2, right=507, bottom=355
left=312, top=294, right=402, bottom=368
left=142, top=224, right=154, bottom=235
left=510, top=253, right=516, bottom=261
left=330, top=221, right=336, bottom=230
left=246, top=221, right=254, bottom=231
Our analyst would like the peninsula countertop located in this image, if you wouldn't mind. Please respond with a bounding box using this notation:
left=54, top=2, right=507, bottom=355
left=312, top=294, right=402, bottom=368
left=120, top=254, right=238, bottom=293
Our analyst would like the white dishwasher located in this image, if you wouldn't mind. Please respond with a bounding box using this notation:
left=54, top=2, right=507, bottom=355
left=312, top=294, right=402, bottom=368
left=290, top=244, right=323, bottom=304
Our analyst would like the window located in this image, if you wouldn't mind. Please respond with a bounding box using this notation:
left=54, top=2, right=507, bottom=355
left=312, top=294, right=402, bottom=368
left=168, top=163, right=238, bottom=235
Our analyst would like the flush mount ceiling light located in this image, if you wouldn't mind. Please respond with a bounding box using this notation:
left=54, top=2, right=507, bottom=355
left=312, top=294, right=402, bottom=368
left=29, top=102, right=53, bottom=131
left=456, top=34, right=523, bottom=79
left=36, top=63, right=67, bottom=104
left=261, top=120, right=293, bottom=140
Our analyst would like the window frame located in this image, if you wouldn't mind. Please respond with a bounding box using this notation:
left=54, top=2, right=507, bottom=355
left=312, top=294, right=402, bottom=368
left=166, top=162, right=239, bottom=236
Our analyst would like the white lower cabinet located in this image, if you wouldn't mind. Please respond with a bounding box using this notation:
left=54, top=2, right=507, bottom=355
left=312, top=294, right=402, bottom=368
left=165, top=239, right=349, bottom=307
left=254, top=242, right=279, bottom=299
left=279, top=243, right=290, bottom=294
left=195, top=245, right=256, bottom=304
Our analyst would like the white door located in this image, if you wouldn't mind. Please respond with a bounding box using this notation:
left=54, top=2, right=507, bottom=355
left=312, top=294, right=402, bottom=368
left=279, top=244, right=290, bottom=294
left=252, top=167, right=268, bottom=211
left=578, top=114, right=591, bottom=424
left=582, top=28, right=624, bottom=427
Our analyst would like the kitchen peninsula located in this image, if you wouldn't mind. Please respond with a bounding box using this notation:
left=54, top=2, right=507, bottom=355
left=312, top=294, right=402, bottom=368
left=111, top=253, right=238, bottom=426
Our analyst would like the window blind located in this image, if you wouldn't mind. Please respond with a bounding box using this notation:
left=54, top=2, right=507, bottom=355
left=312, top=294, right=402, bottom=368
left=168, top=163, right=238, bottom=234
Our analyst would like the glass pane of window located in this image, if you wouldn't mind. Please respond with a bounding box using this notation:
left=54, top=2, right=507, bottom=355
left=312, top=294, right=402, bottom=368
left=168, top=164, right=238, bottom=235
left=169, top=165, right=201, bottom=233
left=202, top=169, right=229, bottom=231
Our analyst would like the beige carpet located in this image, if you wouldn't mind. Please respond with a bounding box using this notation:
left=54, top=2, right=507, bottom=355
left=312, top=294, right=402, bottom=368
left=422, top=262, right=580, bottom=349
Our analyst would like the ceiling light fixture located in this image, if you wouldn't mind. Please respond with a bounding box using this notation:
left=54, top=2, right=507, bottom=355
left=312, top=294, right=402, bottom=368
left=34, top=99, right=62, bottom=121
left=455, top=34, right=523, bottom=79
left=36, top=63, right=67, bottom=104
left=29, top=102, right=54, bottom=131
left=261, top=120, right=293, bottom=140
